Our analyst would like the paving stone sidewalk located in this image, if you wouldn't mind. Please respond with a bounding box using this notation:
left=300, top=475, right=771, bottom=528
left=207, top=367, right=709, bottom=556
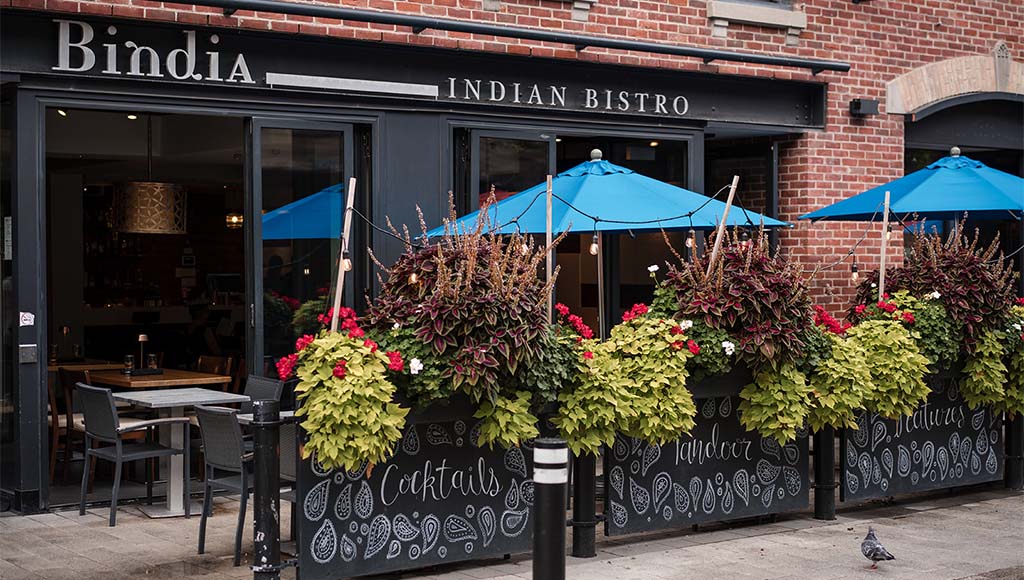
left=1, top=488, right=1021, bottom=580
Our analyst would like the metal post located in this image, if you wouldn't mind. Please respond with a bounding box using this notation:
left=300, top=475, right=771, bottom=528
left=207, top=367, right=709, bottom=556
left=533, top=438, right=568, bottom=580
left=570, top=452, right=597, bottom=558
left=252, top=400, right=282, bottom=580
left=1006, top=415, right=1023, bottom=491
left=812, top=426, right=836, bottom=520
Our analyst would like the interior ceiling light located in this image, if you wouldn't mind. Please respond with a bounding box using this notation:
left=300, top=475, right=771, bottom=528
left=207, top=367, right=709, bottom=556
left=115, top=115, right=188, bottom=235
left=57, top=109, right=68, bottom=117
left=127, top=114, right=138, bottom=120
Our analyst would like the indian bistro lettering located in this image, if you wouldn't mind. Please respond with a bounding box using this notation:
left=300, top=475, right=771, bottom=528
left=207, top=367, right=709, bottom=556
left=444, top=77, right=690, bottom=116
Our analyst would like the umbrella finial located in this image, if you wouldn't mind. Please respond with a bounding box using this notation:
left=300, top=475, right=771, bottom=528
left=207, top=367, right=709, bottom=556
left=950, top=146, right=961, bottom=157
left=590, top=148, right=603, bottom=161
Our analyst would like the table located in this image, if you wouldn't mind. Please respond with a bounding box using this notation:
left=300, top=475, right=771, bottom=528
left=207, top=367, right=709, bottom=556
left=113, top=387, right=250, bottom=517
left=90, top=369, right=233, bottom=389
left=235, top=410, right=296, bottom=425
left=47, top=360, right=123, bottom=373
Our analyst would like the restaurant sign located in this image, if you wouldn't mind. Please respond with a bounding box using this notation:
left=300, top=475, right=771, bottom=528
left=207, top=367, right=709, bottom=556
left=1, top=11, right=827, bottom=127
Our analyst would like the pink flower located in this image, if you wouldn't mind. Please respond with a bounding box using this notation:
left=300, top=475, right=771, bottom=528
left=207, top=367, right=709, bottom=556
left=583, top=351, right=594, bottom=360
left=555, top=303, right=570, bottom=317
left=687, top=340, right=701, bottom=355
left=1017, top=298, right=1024, bottom=307
left=348, top=327, right=365, bottom=339
left=902, top=311, right=916, bottom=325
left=363, top=339, right=378, bottom=353
left=295, top=334, right=315, bottom=352
left=386, top=350, right=404, bottom=372
left=670, top=325, right=684, bottom=336
left=671, top=341, right=684, bottom=351
left=332, top=360, right=347, bottom=379
left=854, top=304, right=867, bottom=315
left=275, top=353, right=298, bottom=380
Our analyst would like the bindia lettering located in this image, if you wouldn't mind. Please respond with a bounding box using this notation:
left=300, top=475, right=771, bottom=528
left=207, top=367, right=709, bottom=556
left=52, top=19, right=254, bottom=84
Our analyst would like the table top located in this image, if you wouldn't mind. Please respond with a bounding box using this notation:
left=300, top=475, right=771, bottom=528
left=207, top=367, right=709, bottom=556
left=48, top=360, right=123, bottom=372
left=113, top=387, right=250, bottom=409
left=236, top=410, right=296, bottom=425
left=90, top=369, right=233, bottom=389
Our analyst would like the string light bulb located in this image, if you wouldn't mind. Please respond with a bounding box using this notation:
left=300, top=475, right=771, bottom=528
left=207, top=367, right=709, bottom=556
left=886, top=224, right=893, bottom=241
left=408, top=272, right=419, bottom=285
left=685, top=229, right=696, bottom=249
left=589, top=233, right=600, bottom=256
left=340, top=251, right=353, bottom=272
left=851, top=261, right=859, bottom=282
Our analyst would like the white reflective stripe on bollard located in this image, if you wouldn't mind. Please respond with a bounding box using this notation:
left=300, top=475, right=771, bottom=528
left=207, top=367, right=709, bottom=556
left=534, top=467, right=569, bottom=484
left=534, top=447, right=569, bottom=464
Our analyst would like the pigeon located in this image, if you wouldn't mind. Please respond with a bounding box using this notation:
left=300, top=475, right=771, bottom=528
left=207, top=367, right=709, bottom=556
left=861, top=526, right=895, bottom=569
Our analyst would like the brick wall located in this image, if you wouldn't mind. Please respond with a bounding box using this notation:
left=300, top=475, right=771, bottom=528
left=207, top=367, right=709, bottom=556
left=8, top=0, right=1021, bottom=311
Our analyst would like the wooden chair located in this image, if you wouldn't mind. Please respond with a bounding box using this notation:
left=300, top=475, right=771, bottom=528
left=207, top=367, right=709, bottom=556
left=197, top=355, right=234, bottom=381
left=56, top=369, right=90, bottom=484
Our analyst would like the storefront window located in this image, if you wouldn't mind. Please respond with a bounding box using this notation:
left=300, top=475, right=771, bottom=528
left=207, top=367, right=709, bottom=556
left=477, top=136, right=549, bottom=205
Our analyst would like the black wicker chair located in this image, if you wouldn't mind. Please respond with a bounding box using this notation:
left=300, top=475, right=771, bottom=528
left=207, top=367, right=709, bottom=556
left=195, top=404, right=252, bottom=566
left=76, top=383, right=191, bottom=527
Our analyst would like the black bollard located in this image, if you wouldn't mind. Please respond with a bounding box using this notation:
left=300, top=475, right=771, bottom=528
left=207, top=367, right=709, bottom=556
left=252, top=400, right=282, bottom=580
left=1006, top=414, right=1023, bottom=491
left=570, top=453, right=597, bottom=558
left=812, top=426, right=836, bottom=520
left=533, top=438, right=568, bottom=580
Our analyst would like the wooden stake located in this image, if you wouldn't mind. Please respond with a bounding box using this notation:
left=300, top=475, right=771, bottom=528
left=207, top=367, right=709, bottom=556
left=706, top=175, right=740, bottom=277
left=878, top=190, right=891, bottom=301
left=330, top=177, right=357, bottom=333
left=545, top=175, right=554, bottom=323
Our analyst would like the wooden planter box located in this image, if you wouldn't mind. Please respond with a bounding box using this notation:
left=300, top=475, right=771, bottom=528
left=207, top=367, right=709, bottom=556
left=603, top=367, right=810, bottom=536
left=839, top=371, right=1004, bottom=502
left=296, top=395, right=535, bottom=580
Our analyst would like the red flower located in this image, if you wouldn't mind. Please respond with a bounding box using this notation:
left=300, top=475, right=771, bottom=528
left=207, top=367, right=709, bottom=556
left=687, top=340, right=701, bottom=355
left=621, top=303, right=649, bottom=323
left=341, top=317, right=359, bottom=331
left=621, top=311, right=635, bottom=322
left=814, top=305, right=851, bottom=335
left=348, top=327, right=365, bottom=339
left=332, top=359, right=347, bottom=379
left=1017, top=298, right=1024, bottom=307
left=670, top=325, right=684, bottom=336
left=877, top=301, right=897, bottom=314
left=902, top=311, right=916, bottom=325
left=386, top=350, right=404, bottom=372
left=275, top=353, right=298, bottom=380
left=583, top=351, right=594, bottom=360
left=363, top=339, right=378, bottom=353
left=555, top=303, right=570, bottom=317
left=579, top=326, right=594, bottom=339
left=671, top=341, right=684, bottom=351
left=854, top=304, right=867, bottom=315
left=295, top=334, right=315, bottom=352
left=882, top=293, right=890, bottom=300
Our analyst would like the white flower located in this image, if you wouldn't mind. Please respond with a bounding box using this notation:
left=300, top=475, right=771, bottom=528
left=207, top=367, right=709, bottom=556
left=392, top=322, right=401, bottom=330
left=410, top=358, right=424, bottom=375
left=722, top=341, right=736, bottom=356
left=871, top=283, right=878, bottom=289
left=1013, top=323, right=1022, bottom=332
left=647, top=264, right=660, bottom=273
left=679, top=320, right=694, bottom=331
left=929, top=291, right=941, bottom=300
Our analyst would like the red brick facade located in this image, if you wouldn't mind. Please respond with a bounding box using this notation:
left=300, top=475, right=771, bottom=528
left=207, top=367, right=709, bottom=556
left=7, top=0, right=1022, bottom=309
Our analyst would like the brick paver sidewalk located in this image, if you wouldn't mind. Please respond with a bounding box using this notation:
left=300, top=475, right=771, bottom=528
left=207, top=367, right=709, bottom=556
left=1, top=489, right=1021, bottom=580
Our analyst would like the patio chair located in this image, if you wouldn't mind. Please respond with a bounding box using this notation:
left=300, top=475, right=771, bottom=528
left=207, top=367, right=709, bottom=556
left=195, top=404, right=252, bottom=566
left=197, top=355, right=234, bottom=381
left=76, top=383, right=191, bottom=526
left=240, top=376, right=285, bottom=414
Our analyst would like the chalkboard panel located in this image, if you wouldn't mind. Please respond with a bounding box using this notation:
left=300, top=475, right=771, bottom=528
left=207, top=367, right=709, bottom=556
left=840, top=380, right=1004, bottom=502
left=604, top=396, right=809, bottom=536
left=298, top=419, right=534, bottom=580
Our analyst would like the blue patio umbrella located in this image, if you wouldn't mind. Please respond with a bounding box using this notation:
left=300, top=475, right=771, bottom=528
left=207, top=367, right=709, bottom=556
left=427, top=153, right=789, bottom=237
left=262, top=183, right=344, bottom=240
left=800, top=153, right=1024, bottom=222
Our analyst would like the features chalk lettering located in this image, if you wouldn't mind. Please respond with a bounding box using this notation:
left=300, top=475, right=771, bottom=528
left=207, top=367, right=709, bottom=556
left=380, top=457, right=503, bottom=507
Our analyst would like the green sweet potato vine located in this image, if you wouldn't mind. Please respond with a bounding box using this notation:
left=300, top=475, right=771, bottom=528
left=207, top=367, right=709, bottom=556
left=961, top=328, right=1007, bottom=409
left=474, top=391, right=540, bottom=449
left=738, top=363, right=813, bottom=444
left=846, top=319, right=931, bottom=419
left=805, top=334, right=871, bottom=432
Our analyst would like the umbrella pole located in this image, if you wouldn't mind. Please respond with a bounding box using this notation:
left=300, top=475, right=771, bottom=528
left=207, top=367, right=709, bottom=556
left=546, top=175, right=554, bottom=323
left=878, top=190, right=891, bottom=301
left=329, top=177, right=358, bottom=333
left=597, top=233, right=606, bottom=339
left=706, top=175, right=741, bottom=277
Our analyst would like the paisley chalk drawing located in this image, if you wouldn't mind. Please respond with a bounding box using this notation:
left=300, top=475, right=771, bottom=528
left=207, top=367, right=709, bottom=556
left=385, top=540, right=401, bottom=560
left=334, top=483, right=352, bottom=521
left=402, top=426, right=420, bottom=456
left=673, top=483, right=690, bottom=514
left=478, top=507, right=496, bottom=547
left=702, top=398, right=717, bottom=419
left=689, top=477, right=702, bottom=509
left=304, top=478, right=330, bottom=522
left=443, top=515, right=478, bottom=542
left=760, top=484, right=776, bottom=508
left=345, top=460, right=368, bottom=481
left=613, top=437, right=629, bottom=461
left=609, top=466, right=625, bottom=499
left=922, top=441, right=935, bottom=477
left=354, top=480, right=373, bottom=519
left=630, top=477, right=651, bottom=515
left=782, top=466, right=802, bottom=496
left=500, top=508, right=529, bottom=537
left=520, top=480, right=535, bottom=506
left=971, top=410, right=985, bottom=431
left=970, top=451, right=982, bottom=475
left=985, top=447, right=998, bottom=475
left=847, top=472, right=859, bottom=495
left=663, top=506, right=673, bottom=521
left=854, top=414, right=870, bottom=447
left=339, top=534, right=357, bottom=562
left=408, top=544, right=421, bottom=560
left=783, top=444, right=799, bottom=466
left=976, top=431, right=990, bottom=456
left=760, top=438, right=780, bottom=461
left=910, top=472, right=920, bottom=485
left=960, top=438, right=973, bottom=467
left=609, top=500, right=628, bottom=529
left=505, top=446, right=527, bottom=478
left=421, top=515, right=440, bottom=554
left=363, top=514, right=391, bottom=560
left=719, top=397, right=732, bottom=417
left=881, top=448, right=894, bottom=478
left=857, top=453, right=872, bottom=487
left=757, top=459, right=781, bottom=484
left=438, top=546, right=447, bottom=559
left=393, top=514, right=419, bottom=542
left=722, top=482, right=735, bottom=514
left=454, top=420, right=466, bottom=435
left=733, top=470, right=750, bottom=506
left=846, top=444, right=858, bottom=468
left=631, top=437, right=643, bottom=456
left=871, top=422, right=887, bottom=452
left=311, top=519, right=337, bottom=564
left=871, top=457, right=881, bottom=485
left=652, top=472, right=671, bottom=511
left=937, top=448, right=949, bottom=480
left=949, top=433, right=961, bottom=463
left=641, top=444, right=661, bottom=477
left=897, top=445, right=911, bottom=476
left=426, top=424, right=452, bottom=446
left=468, top=420, right=483, bottom=447
left=505, top=481, right=522, bottom=511
left=701, top=480, right=716, bottom=514
left=311, top=454, right=331, bottom=477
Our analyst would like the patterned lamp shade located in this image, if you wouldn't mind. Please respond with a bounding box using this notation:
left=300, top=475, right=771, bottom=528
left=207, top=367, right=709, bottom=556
left=116, top=181, right=187, bottom=234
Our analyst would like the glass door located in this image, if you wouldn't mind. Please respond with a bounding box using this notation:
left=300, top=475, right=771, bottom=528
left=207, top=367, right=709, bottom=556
left=248, top=119, right=354, bottom=377
left=454, top=129, right=555, bottom=214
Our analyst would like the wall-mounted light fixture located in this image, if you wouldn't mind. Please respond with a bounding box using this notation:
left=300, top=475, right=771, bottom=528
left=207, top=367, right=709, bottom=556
left=849, top=98, right=879, bottom=116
